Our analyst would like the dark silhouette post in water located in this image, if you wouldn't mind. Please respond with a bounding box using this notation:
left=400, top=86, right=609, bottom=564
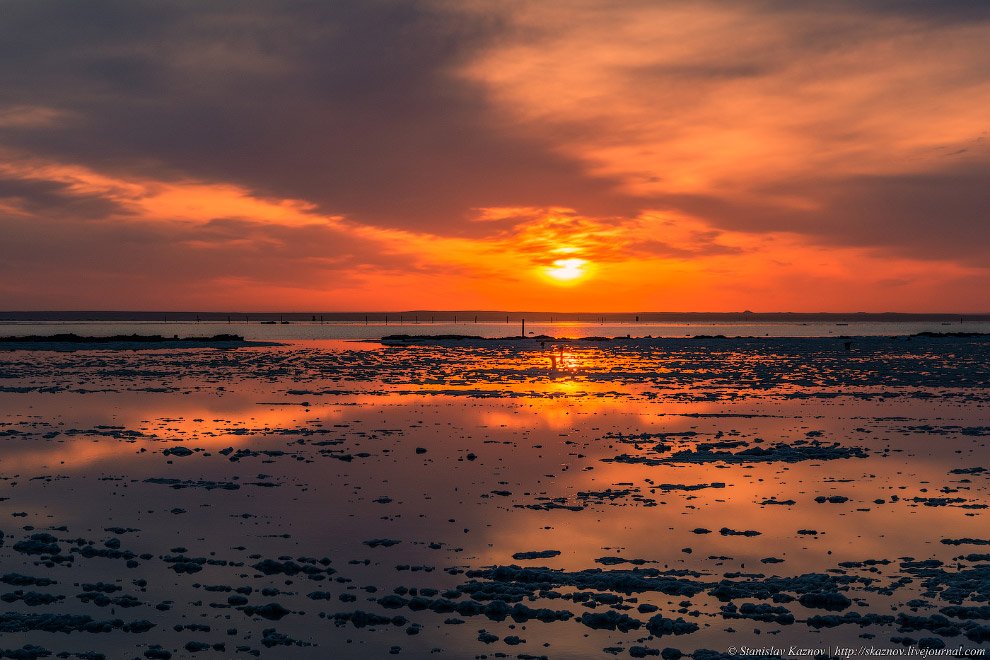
left=521, top=318, right=525, bottom=337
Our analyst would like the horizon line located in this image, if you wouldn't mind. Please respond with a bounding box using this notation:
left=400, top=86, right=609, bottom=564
left=2, top=310, right=990, bottom=317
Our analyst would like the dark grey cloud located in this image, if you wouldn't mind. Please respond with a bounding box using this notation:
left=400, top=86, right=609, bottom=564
left=787, top=166, right=990, bottom=264
left=0, top=0, right=641, bottom=236
left=661, top=159, right=990, bottom=265
left=0, top=176, right=130, bottom=218
left=756, top=0, right=990, bottom=23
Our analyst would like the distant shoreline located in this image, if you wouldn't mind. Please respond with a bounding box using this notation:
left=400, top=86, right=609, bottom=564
left=1, top=311, right=989, bottom=324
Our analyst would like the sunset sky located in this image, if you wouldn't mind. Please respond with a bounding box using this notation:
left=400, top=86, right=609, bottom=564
left=1, top=1, right=988, bottom=312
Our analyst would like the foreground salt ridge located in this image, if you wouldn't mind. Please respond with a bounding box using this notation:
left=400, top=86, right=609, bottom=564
left=0, top=337, right=988, bottom=658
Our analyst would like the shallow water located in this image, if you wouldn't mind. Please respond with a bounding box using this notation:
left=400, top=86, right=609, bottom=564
left=1, top=337, right=990, bottom=659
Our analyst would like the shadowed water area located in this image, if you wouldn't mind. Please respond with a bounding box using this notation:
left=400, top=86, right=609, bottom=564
left=1, top=336, right=989, bottom=659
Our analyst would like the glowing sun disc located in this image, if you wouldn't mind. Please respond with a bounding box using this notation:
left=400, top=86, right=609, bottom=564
left=544, top=258, right=588, bottom=282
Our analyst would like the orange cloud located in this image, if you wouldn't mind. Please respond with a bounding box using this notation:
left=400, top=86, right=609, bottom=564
left=455, top=2, right=990, bottom=200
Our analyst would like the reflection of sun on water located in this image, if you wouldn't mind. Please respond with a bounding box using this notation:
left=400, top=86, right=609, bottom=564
left=543, top=258, right=588, bottom=284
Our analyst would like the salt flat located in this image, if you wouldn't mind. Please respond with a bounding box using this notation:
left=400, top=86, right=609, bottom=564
left=1, top=336, right=989, bottom=659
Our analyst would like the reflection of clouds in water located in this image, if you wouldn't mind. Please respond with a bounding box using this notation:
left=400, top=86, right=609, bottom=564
left=0, top=393, right=355, bottom=473
left=2, top=340, right=990, bottom=654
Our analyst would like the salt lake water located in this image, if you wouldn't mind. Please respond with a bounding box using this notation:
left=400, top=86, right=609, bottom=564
left=0, top=324, right=989, bottom=659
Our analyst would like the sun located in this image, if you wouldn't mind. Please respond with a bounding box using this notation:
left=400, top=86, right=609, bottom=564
left=544, top=258, right=588, bottom=283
